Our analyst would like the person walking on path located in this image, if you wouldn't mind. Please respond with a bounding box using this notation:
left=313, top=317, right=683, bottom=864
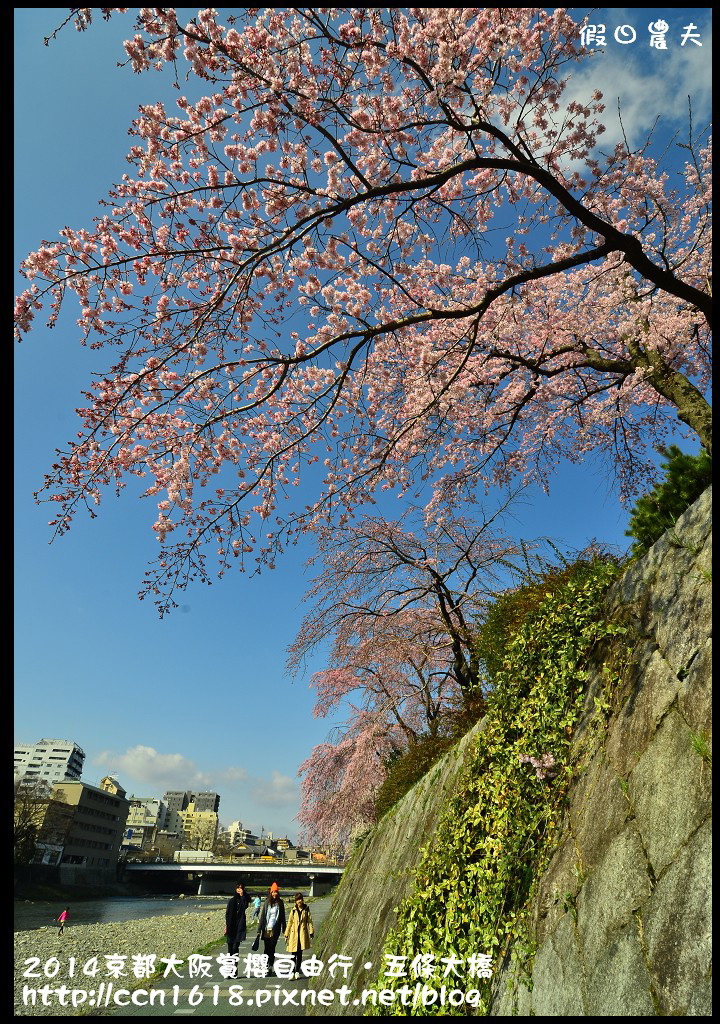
left=284, top=892, right=314, bottom=979
left=251, top=894, right=262, bottom=920
left=57, top=908, right=70, bottom=936
left=225, top=881, right=251, bottom=972
left=255, top=882, right=286, bottom=975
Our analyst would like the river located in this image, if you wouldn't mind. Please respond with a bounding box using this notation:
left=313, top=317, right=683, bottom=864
left=14, top=895, right=229, bottom=932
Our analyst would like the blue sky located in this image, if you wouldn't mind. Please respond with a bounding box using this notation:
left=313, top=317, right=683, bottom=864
left=14, top=9, right=711, bottom=843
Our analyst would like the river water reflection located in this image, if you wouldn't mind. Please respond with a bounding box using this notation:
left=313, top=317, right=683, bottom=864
left=14, top=896, right=229, bottom=932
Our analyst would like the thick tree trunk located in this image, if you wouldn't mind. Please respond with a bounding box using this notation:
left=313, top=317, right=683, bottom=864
left=645, top=356, right=713, bottom=455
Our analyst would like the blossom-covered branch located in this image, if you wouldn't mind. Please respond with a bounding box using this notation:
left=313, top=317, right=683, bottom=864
left=16, top=8, right=712, bottom=612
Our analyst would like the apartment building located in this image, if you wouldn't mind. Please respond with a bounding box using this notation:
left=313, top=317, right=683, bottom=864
left=162, top=790, right=220, bottom=835
left=178, top=802, right=219, bottom=850
left=36, top=779, right=130, bottom=868
left=192, top=792, right=221, bottom=812
left=123, top=796, right=167, bottom=851
left=14, top=738, right=85, bottom=785
left=223, top=820, right=260, bottom=846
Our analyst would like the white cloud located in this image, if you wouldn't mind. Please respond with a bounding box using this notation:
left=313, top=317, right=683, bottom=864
left=246, top=771, right=299, bottom=809
left=564, top=14, right=712, bottom=150
left=91, top=748, right=299, bottom=836
left=93, top=745, right=244, bottom=793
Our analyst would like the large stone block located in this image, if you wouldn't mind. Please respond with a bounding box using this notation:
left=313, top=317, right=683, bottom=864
left=642, top=819, right=712, bottom=1015
left=533, top=834, right=585, bottom=945
left=584, top=920, right=656, bottom=1015
left=575, top=825, right=652, bottom=965
left=648, top=555, right=710, bottom=678
left=567, top=751, right=632, bottom=872
left=488, top=957, right=533, bottom=1017
left=604, top=644, right=687, bottom=777
left=628, top=709, right=711, bottom=876
left=677, top=638, right=712, bottom=737
left=529, top=913, right=586, bottom=1015
left=608, top=487, right=711, bottom=659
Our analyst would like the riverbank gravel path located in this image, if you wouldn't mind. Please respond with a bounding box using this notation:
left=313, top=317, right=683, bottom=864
left=15, top=896, right=336, bottom=1017
left=15, top=908, right=226, bottom=1017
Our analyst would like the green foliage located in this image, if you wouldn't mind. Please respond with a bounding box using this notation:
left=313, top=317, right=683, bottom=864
left=374, top=691, right=488, bottom=820
left=365, top=556, right=624, bottom=1016
left=625, top=445, right=711, bottom=557
left=373, top=549, right=616, bottom=823
left=475, top=568, right=572, bottom=684
left=375, top=735, right=455, bottom=820
left=690, top=730, right=711, bottom=762
left=440, top=688, right=489, bottom=739
left=474, top=542, right=620, bottom=687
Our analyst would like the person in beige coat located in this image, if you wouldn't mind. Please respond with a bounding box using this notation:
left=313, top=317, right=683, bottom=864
left=284, top=892, right=314, bottom=979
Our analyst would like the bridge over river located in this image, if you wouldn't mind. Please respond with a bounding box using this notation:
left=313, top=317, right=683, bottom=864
left=122, top=861, right=344, bottom=896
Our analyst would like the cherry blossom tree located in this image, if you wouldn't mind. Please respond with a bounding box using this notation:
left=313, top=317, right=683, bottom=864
left=296, top=717, right=393, bottom=852
left=15, top=8, right=712, bottom=613
left=296, top=611, right=465, bottom=848
left=289, top=500, right=527, bottom=696
left=311, top=611, right=466, bottom=738
left=292, top=505, right=526, bottom=845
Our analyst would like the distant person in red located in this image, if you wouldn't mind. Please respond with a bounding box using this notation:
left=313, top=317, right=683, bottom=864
left=57, top=907, right=70, bottom=936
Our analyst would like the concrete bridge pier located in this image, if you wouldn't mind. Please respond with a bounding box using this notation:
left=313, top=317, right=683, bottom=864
left=308, top=874, right=334, bottom=897
left=193, top=874, right=233, bottom=896
left=194, top=874, right=229, bottom=896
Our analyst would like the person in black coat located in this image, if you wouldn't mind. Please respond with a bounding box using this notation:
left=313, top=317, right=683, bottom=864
left=255, top=882, right=287, bottom=974
left=225, top=881, right=251, bottom=960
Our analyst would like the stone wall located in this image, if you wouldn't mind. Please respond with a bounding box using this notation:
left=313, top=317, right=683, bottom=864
left=308, top=487, right=711, bottom=1016
left=307, top=716, right=489, bottom=1014
left=490, top=485, right=712, bottom=1016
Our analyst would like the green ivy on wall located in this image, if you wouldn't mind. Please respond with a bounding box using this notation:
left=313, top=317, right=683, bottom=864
left=365, top=558, right=625, bottom=1016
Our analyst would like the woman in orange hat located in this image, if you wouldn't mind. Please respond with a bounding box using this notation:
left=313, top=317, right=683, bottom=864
left=254, top=883, right=286, bottom=975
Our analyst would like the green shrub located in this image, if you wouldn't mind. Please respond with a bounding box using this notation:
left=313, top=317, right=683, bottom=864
left=366, top=555, right=625, bottom=1016
left=438, top=687, right=488, bottom=739
left=625, top=445, right=711, bottom=557
left=474, top=546, right=621, bottom=686
left=375, top=734, right=455, bottom=820
left=374, top=688, right=489, bottom=821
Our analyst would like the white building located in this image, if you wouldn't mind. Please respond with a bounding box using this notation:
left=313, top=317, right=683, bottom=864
left=122, top=796, right=167, bottom=850
left=14, top=738, right=85, bottom=785
left=223, top=820, right=245, bottom=845
left=223, top=820, right=259, bottom=846
left=126, top=796, right=166, bottom=828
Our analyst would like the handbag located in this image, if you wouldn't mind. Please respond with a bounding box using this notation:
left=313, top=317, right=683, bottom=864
left=251, top=935, right=260, bottom=952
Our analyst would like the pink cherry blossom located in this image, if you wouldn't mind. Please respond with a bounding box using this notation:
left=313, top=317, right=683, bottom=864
left=290, top=504, right=534, bottom=846
left=15, top=8, right=711, bottom=615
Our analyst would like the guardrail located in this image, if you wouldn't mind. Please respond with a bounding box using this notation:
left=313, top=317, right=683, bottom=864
left=123, top=857, right=346, bottom=867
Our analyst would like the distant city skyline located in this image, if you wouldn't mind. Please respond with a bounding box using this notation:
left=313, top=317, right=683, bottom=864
left=14, top=738, right=285, bottom=836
